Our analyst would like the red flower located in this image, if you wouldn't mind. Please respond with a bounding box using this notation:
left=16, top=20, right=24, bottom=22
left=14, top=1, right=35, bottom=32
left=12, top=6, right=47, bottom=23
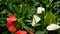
left=8, top=25, right=16, bottom=32
left=6, top=21, right=17, bottom=28
left=7, top=13, right=17, bottom=23
left=15, top=30, right=27, bottom=34
left=6, top=13, right=17, bottom=32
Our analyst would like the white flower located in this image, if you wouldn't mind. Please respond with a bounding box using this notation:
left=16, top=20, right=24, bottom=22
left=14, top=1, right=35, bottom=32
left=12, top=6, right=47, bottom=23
left=37, top=7, right=45, bottom=14
left=32, top=15, right=41, bottom=26
left=47, top=24, right=60, bottom=31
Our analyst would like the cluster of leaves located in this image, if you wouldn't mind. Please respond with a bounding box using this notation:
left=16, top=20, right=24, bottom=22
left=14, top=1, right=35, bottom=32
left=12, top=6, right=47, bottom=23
left=0, top=0, right=60, bottom=34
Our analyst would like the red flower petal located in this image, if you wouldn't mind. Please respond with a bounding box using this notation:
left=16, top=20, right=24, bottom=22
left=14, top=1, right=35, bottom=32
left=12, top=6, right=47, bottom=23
left=15, top=30, right=27, bottom=34
left=13, top=22, right=17, bottom=27
left=6, top=22, right=12, bottom=28
left=8, top=25, right=16, bottom=32
left=7, top=13, right=17, bottom=23
left=7, top=17, right=17, bottom=23
left=9, top=13, right=14, bottom=18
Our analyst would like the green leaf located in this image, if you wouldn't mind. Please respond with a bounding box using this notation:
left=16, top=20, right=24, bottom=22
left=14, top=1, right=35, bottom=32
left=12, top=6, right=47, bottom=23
left=34, top=23, right=41, bottom=26
left=17, top=18, right=25, bottom=27
left=57, top=29, right=60, bottom=34
left=24, top=26, right=34, bottom=32
left=35, top=30, right=46, bottom=34
left=2, top=31, right=10, bottom=34
left=43, top=12, right=57, bottom=26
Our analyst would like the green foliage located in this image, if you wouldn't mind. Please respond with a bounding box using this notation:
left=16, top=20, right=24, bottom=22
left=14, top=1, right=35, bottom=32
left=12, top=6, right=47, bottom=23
left=35, top=30, right=46, bottom=34
left=43, top=12, right=57, bottom=26
left=0, top=0, right=60, bottom=34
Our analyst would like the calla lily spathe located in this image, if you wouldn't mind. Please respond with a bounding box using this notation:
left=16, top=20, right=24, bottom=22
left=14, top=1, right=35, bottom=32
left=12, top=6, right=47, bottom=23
left=47, top=24, right=60, bottom=31
left=37, top=7, right=45, bottom=14
left=32, top=15, right=41, bottom=26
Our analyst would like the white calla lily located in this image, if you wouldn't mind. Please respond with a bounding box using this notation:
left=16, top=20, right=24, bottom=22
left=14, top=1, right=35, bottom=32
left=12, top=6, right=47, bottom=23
left=37, top=7, right=45, bottom=14
left=47, top=24, right=60, bottom=31
left=32, top=15, right=41, bottom=26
